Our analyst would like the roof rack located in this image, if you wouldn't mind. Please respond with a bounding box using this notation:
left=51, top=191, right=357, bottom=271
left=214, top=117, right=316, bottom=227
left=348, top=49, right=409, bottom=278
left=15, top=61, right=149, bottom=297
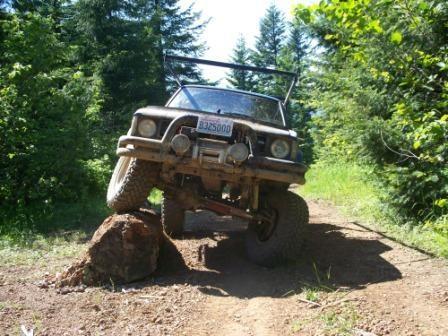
left=164, top=54, right=298, bottom=106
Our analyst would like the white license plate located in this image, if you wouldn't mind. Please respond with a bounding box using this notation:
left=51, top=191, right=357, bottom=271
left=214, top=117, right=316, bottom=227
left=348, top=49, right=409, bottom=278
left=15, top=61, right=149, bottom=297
left=197, top=116, right=233, bottom=137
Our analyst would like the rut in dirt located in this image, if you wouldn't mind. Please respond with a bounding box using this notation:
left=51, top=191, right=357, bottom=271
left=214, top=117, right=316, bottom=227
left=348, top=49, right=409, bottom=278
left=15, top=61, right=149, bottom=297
left=152, top=206, right=402, bottom=299
left=2, top=200, right=447, bottom=336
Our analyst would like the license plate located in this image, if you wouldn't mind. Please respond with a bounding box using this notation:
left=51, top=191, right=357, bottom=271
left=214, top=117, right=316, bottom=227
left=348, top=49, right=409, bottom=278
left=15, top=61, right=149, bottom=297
left=197, top=116, right=233, bottom=137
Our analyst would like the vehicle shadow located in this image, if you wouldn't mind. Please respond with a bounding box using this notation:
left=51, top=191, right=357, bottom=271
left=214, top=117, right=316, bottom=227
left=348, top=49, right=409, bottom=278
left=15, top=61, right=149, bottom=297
left=153, top=211, right=402, bottom=299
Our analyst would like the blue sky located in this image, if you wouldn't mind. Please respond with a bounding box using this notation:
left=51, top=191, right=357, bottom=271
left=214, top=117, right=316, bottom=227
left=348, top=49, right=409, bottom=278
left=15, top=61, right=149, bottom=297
left=179, top=0, right=315, bottom=82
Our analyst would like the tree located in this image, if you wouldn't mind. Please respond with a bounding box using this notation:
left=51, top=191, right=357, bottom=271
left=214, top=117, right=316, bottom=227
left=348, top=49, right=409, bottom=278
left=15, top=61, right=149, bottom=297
left=254, top=4, right=286, bottom=67
left=69, top=0, right=163, bottom=130
left=295, top=0, right=448, bottom=221
left=0, top=0, right=9, bottom=65
left=153, top=0, right=207, bottom=91
left=282, top=19, right=309, bottom=73
left=69, top=0, right=206, bottom=129
left=0, top=12, right=102, bottom=227
left=275, top=19, right=313, bottom=159
left=227, top=36, right=256, bottom=91
left=253, top=4, right=286, bottom=96
left=0, top=0, right=207, bottom=233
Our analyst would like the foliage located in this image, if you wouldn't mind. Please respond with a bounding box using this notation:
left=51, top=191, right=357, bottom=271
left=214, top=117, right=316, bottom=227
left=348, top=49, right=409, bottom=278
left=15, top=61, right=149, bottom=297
left=155, top=0, right=208, bottom=91
left=254, top=4, right=286, bottom=68
left=226, top=4, right=312, bottom=160
left=227, top=36, right=256, bottom=92
left=69, top=0, right=205, bottom=128
left=296, top=0, right=448, bottom=222
left=300, top=160, right=448, bottom=258
left=253, top=4, right=287, bottom=97
left=279, top=18, right=313, bottom=160
left=0, top=14, right=103, bottom=219
left=0, top=197, right=110, bottom=267
left=0, top=0, right=205, bottom=234
left=70, top=0, right=163, bottom=125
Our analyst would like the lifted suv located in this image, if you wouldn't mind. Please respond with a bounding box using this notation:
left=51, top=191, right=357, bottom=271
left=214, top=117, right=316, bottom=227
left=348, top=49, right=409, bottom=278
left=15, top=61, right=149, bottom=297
left=107, top=55, right=309, bottom=266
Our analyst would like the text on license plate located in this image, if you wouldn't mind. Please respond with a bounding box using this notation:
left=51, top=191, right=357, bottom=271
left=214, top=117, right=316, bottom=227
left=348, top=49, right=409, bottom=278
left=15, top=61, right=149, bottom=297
left=196, top=116, right=233, bottom=137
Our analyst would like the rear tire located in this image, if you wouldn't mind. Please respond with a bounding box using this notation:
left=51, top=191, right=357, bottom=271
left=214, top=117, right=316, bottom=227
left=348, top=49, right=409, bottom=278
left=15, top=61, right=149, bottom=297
left=107, top=157, right=158, bottom=213
left=246, top=190, right=308, bottom=267
left=162, top=194, right=185, bottom=238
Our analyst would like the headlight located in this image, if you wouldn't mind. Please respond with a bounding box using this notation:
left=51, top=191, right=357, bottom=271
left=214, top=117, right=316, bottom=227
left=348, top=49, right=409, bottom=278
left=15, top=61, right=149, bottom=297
left=270, top=139, right=290, bottom=159
left=138, top=119, right=157, bottom=138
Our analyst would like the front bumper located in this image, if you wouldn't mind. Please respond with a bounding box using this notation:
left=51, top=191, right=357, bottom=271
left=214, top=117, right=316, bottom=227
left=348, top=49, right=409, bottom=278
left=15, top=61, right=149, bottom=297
left=116, top=114, right=307, bottom=185
left=117, top=137, right=306, bottom=185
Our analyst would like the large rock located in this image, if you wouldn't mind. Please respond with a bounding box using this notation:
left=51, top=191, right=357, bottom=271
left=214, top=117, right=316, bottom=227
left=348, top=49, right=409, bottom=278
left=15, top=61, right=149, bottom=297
left=58, top=210, right=163, bottom=286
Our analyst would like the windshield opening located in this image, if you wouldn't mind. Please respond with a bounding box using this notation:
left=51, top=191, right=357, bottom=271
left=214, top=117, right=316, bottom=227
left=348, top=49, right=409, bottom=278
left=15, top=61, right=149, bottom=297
left=167, top=87, right=284, bottom=126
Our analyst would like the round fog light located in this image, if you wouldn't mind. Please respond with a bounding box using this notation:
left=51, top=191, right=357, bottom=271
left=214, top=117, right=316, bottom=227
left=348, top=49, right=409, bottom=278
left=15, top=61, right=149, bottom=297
left=228, top=143, right=249, bottom=163
left=171, top=134, right=191, bottom=155
left=138, top=119, right=157, bottom=138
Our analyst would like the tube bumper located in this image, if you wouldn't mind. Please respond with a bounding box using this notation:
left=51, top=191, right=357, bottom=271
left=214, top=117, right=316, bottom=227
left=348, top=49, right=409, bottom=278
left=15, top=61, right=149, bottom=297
left=117, top=135, right=307, bottom=185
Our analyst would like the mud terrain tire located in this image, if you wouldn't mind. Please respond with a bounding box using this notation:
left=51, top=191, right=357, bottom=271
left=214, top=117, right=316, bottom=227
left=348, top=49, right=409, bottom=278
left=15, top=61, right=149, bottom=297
left=246, top=191, right=308, bottom=267
left=162, top=196, right=185, bottom=238
left=162, top=195, right=185, bottom=238
left=107, top=157, right=158, bottom=213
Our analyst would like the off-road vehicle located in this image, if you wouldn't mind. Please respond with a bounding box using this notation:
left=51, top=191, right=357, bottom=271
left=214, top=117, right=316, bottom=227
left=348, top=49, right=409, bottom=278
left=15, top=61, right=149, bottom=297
left=107, top=55, right=309, bottom=266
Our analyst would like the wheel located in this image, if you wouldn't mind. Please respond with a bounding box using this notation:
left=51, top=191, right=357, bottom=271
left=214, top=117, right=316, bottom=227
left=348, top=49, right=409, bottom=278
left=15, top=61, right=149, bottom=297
left=161, top=194, right=185, bottom=238
left=107, top=157, right=158, bottom=213
left=245, top=190, right=309, bottom=267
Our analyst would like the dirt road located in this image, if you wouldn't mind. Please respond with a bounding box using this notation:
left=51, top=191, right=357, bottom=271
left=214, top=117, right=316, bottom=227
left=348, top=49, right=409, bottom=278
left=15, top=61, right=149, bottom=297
left=1, top=199, right=448, bottom=335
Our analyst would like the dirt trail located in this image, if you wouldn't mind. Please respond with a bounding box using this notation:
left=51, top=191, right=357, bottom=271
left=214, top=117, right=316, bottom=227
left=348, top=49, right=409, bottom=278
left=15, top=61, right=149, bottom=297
left=1, top=200, right=448, bottom=335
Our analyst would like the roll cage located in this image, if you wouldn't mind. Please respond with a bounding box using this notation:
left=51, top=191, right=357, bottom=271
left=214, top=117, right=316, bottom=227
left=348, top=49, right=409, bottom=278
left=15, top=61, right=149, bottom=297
left=164, top=54, right=298, bottom=107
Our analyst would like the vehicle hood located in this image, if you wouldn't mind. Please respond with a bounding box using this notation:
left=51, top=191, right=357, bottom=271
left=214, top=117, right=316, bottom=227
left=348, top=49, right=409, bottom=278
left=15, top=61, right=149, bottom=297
left=134, top=106, right=297, bottom=138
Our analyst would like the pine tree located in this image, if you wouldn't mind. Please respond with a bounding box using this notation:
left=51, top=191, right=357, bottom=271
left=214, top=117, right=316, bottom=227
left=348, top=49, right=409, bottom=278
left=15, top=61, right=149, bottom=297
left=0, top=0, right=207, bottom=230
left=254, top=4, right=286, bottom=68
left=69, top=0, right=162, bottom=128
left=0, top=0, right=8, bottom=66
left=227, top=36, right=256, bottom=92
left=70, top=0, right=206, bottom=128
left=281, top=19, right=309, bottom=73
left=153, top=0, right=207, bottom=91
left=253, top=4, right=286, bottom=96
left=11, top=0, right=64, bottom=23
left=278, top=19, right=312, bottom=160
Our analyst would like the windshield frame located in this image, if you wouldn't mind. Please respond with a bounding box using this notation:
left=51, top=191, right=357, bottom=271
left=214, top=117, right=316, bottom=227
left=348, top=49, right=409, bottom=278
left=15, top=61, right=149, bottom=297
left=165, top=85, right=286, bottom=127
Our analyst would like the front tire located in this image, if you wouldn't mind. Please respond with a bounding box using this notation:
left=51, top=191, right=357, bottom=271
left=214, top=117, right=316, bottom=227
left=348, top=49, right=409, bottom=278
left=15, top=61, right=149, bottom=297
left=107, top=157, right=158, bottom=213
left=246, top=190, right=309, bottom=267
left=161, top=194, right=185, bottom=238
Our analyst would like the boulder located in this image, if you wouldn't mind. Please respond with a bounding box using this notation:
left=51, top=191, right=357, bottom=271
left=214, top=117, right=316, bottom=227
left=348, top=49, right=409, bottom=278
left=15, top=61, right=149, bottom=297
left=58, top=209, right=163, bottom=286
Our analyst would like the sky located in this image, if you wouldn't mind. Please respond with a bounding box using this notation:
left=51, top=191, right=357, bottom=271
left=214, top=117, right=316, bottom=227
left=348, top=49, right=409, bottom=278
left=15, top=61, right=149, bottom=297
left=178, top=0, right=315, bottom=82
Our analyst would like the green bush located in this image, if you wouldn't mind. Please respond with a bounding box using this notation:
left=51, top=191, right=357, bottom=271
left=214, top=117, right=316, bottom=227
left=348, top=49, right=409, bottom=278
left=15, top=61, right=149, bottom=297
left=0, top=14, right=104, bottom=232
left=296, top=0, right=448, bottom=222
left=301, top=161, right=448, bottom=258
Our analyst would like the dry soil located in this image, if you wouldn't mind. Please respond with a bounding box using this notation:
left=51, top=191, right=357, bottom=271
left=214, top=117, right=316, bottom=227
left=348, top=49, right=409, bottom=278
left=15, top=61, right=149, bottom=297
left=1, top=199, right=447, bottom=336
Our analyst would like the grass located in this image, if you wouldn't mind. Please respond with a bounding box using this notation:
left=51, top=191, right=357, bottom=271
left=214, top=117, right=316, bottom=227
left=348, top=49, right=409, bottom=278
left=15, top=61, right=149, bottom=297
left=148, top=188, right=163, bottom=211
left=290, top=278, right=360, bottom=335
left=0, top=190, right=165, bottom=267
left=320, top=304, right=359, bottom=336
left=292, top=289, right=359, bottom=335
left=0, top=196, right=110, bottom=267
left=0, top=232, right=88, bottom=267
left=1, top=196, right=111, bottom=238
left=299, top=161, right=448, bottom=258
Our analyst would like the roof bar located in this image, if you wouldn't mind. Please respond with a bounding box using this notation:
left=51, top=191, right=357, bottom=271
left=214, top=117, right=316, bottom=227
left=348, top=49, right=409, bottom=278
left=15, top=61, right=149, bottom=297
left=164, top=54, right=298, bottom=106
left=165, top=54, right=297, bottom=79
